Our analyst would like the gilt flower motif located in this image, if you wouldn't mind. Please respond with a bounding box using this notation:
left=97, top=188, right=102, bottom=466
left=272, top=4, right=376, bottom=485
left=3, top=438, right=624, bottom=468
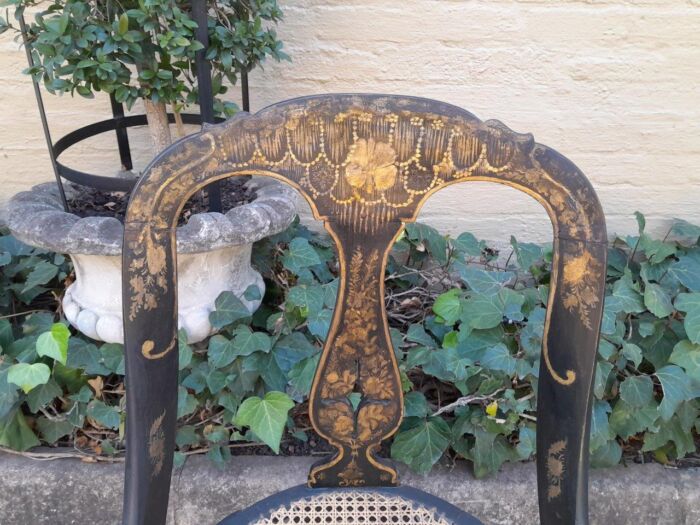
left=345, top=139, right=398, bottom=196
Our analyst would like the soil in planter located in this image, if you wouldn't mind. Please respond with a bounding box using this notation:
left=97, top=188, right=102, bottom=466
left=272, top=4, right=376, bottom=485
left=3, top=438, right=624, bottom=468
left=67, top=178, right=257, bottom=226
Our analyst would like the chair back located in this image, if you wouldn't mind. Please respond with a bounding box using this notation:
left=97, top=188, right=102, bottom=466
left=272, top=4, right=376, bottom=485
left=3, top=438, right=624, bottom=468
left=122, top=94, right=606, bottom=525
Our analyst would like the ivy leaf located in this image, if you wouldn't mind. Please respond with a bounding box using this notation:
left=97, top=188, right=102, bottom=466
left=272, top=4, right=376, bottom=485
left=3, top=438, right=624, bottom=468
left=670, top=253, right=700, bottom=292
left=404, top=391, right=430, bottom=418
left=669, top=340, right=700, bottom=381
left=516, top=426, right=536, bottom=460
left=619, top=375, right=653, bottom=408
left=0, top=410, right=40, bottom=451
left=178, top=329, right=192, bottom=370
left=36, top=323, right=70, bottom=365
left=0, top=319, right=13, bottom=351
left=234, top=392, right=294, bottom=453
left=452, top=232, right=482, bottom=257
left=7, top=363, right=51, bottom=393
left=458, top=267, right=513, bottom=295
left=282, top=238, right=322, bottom=272
left=612, top=270, right=645, bottom=314
left=590, top=439, right=622, bottom=468
left=287, top=284, right=324, bottom=317
left=655, top=365, right=692, bottom=421
left=461, top=289, right=523, bottom=330
left=66, top=338, right=109, bottom=375
left=510, top=236, right=543, bottom=271
left=471, top=429, right=514, bottom=478
left=243, top=284, right=262, bottom=302
left=621, top=343, right=643, bottom=369
left=178, top=386, right=198, bottom=418
left=87, top=400, right=120, bottom=429
left=642, top=415, right=696, bottom=458
left=231, top=326, right=271, bottom=357
left=594, top=360, right=614, bottom=399
left=390, top=417, right=451, bottom=474
left=308, top=309, right=333, bottom=340
left=272, top=332, right=318, bottom=372
left=21, top=261, right=58, bottom=293
left=26, top=378, right=61, bottom=413
left=432, top=289, right=461, bottom=325
left=670, top=219, right=700, bottom=244
left=209, top=291, right=251, bottom=330
left=288, top=354, right=320, bottom=396
left=208, top=335, right=237, bottom=369
left=609, top=400, right=659, bottom=439
left=481, top=344, right=517, bottom=376
left=644, top=283, right=673, bottom=318
left=405, top=223, right=448, bottom=264
left=36, top=417, right=73, bottom=444
left=675, top=293, right=700, bottom=344
left=406, top=324, right=436, bottom=347
left=589, top=400, right=613, bottom=450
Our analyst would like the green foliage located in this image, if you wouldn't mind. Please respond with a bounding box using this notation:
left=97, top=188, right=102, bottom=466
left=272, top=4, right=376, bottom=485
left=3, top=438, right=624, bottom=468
left=233, top=391, right=294, bottom=453
left=1, top=213, right=700, bottom=478
left=2, top=0, right=288, bottom=114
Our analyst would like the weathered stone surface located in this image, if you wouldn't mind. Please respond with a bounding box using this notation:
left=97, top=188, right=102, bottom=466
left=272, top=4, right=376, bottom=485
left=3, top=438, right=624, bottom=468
left=7, top=180, right=298, bottom=256
left=0, top=452, right=696, bottom=524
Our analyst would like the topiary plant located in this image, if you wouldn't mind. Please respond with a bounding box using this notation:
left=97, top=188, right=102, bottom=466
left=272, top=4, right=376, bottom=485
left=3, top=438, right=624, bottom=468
left=0, top=0, right=288, bottom=153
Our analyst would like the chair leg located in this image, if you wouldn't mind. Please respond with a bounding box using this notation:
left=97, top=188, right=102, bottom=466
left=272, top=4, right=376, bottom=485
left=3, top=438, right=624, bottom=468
left=122, top=226, right=179, bottom=525
left=536, top=238, right=606, bottom=525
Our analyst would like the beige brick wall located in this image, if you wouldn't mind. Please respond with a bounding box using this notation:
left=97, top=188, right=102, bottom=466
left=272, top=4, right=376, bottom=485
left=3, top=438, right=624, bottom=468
left=2, top=0, right=699, bottom=244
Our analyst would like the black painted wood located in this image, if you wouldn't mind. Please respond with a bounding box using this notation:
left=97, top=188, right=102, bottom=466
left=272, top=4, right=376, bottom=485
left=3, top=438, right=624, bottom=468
left=121, top=94, right=607, bottom=525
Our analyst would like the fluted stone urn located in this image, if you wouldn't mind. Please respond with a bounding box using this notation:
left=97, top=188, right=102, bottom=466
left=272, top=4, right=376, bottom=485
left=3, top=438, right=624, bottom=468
left=7, top=180, right=297, bottom=344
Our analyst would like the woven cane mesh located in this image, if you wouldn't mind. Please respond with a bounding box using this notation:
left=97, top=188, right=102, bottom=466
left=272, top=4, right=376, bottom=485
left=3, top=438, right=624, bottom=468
left=250, top=491, right=453, bottom=524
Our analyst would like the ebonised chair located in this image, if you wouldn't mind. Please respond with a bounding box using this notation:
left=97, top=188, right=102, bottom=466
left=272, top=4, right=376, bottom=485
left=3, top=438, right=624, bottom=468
left=122, top=94, right=607, bottom=524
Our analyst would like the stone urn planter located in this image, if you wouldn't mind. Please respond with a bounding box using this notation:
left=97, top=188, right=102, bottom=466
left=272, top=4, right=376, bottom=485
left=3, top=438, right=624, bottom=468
left=7, top=180, right=297, bottom=344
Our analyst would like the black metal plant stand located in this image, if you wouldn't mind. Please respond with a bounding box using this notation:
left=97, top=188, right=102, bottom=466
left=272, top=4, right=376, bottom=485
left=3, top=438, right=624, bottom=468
left=19, top=0, right=249, bottom=213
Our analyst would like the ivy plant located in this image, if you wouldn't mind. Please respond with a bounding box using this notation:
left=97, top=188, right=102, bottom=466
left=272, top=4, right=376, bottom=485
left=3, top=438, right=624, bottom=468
left=1, top=214, right=700, bottom=476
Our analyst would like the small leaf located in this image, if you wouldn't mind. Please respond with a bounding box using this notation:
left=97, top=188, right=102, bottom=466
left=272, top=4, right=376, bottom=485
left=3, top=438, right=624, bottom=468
left=669, top=340, right=700, bottom=381
left=208, top=335, right=237, bottom=369
left=432, top=289, right=461, bottom=325
left=619, top=375, right=653, bottom=408
left=644, top=283, right=674, bottom=318
left=404, top=391, right=429, bottom=418
left=234, top=392, right=294, bottom=453
left=209, top=291, right=251, bottom=329
left=7, top=363, right=51, bottom=393
left=390, top=417, right=451, bottom=474
left=670, top=254, right=700, bottom=292
left=471, top=429, right=514, bottom=478
left=0, top=410, right=40, bottom=451
left=231, top=326, right=271, bottom=357
left=485, top=401, right=498, bottom=417
left=26, top=379, right=61, bottom=412
left=655, top=365, right=692, bottom=421
left=675, top=293, right=700, bottom=344
left=481, top=344, right=517, bottom=376
left=87, top=400, right=120, bottom=429
left=22, top=261, right=58, bottom=293
left=621, top=343, right=643, bottom=369
left=118, top=13, right=129, bottom=35
left=458, top=267, right=513, bottom=295
left=36, top=323, right=70, bottom=365
left=36, top=417, right=73, bottom=444
left=282, top=238, right=322, bottom=272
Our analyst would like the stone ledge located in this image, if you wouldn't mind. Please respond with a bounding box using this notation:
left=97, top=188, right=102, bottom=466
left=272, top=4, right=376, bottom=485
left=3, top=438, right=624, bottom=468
left=6, top=179, right=298, bottom=256
left=0, top=452, right=698, bottom=524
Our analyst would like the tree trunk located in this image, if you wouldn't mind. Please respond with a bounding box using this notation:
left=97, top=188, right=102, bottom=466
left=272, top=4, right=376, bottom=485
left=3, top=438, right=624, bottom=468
left=143, top=99, right=172, bottom=155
